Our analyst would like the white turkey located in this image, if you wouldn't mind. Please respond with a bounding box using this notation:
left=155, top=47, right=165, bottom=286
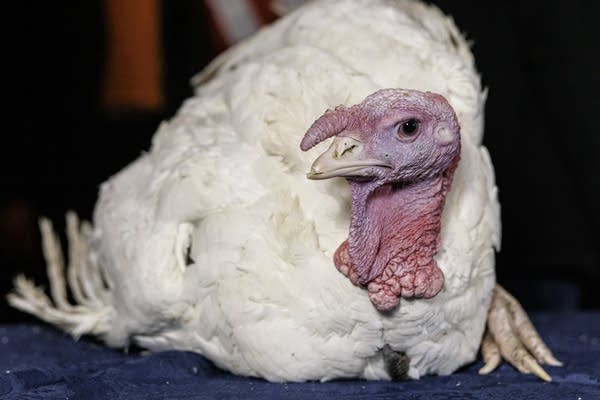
left=9, top=0, right=560, bottom=382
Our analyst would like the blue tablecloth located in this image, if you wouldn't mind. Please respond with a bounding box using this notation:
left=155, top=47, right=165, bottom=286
left=1, top=312, right=598, bottom=399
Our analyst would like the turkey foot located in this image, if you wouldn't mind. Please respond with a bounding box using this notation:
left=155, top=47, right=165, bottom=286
left=479, top=285, right=562, bottom=381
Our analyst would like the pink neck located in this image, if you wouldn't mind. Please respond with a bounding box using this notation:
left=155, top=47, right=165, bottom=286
left=347, top=158, right=458, bottom=285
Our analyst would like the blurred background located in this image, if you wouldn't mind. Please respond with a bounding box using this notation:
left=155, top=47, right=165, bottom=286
left=1, top=0, right=598, bottom=323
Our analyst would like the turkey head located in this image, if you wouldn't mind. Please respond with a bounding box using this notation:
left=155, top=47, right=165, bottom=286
left=301, top=89, right=461, bottom=311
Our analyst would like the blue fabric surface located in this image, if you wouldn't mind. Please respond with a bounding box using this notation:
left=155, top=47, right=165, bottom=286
left=1, top=312, right=598, bottom=399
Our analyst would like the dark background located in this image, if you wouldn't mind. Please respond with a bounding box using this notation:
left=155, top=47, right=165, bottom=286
left=1, top=0, right=598, bottom=323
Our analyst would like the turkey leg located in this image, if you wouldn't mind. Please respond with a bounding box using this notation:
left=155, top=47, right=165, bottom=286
left=479, top=285, right=562, bottom=381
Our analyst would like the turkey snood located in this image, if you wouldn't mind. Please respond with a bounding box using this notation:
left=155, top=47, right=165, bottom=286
left=301, top=89, right=460, bottom=311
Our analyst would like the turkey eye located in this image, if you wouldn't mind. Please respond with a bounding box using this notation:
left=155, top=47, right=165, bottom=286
left=398, top=119, right=419, bottom=136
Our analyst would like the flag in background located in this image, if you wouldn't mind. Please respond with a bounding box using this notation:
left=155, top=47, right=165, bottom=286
left=101, top=0, right=279, bottom=112
left=205, top=0, right=277, bottom=47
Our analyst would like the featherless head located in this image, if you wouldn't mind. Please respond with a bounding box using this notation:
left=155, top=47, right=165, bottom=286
left=302, top=89, right=462, bottom=311
left=301, top=89, right=460, bottom=186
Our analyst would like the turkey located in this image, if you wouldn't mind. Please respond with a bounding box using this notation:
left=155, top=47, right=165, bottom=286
left=9, top=0, right=560, bottom=382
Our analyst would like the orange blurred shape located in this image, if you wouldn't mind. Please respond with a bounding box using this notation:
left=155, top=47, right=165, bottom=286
left=101, top=0, right=163, bottom=111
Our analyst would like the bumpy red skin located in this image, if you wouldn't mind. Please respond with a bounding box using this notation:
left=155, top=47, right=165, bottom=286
left=334, top=157, right=459, bottom=311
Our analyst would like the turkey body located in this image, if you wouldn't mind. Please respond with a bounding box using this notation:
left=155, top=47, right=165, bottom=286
left=15, top=0, right=500, bottom=382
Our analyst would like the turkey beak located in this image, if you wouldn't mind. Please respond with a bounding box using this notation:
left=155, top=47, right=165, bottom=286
left=307, top=136, right=391, bottom=180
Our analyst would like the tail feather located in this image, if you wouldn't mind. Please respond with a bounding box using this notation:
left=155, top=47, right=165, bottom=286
left=7, top=213, right=113, bottom=339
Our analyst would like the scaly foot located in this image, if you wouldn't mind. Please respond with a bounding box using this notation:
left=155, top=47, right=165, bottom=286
left=479, top=285, right=562, bottom=381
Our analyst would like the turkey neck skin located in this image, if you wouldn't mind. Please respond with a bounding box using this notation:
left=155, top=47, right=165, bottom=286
left=343, top=156, right=459, bottom=309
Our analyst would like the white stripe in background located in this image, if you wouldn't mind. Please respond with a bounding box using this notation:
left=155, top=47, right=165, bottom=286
left=272, top=0, right=307, bottom=15
left=205, top=0, right=261, bottom=44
